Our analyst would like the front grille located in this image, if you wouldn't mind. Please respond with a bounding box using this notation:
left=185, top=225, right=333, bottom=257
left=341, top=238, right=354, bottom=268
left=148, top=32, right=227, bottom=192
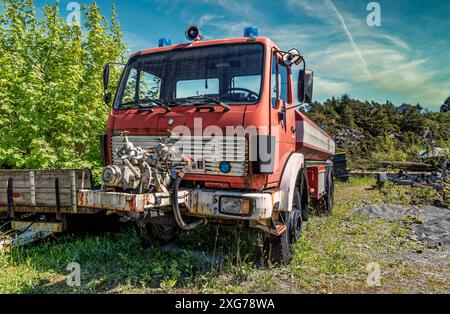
left=111, top=135, right=248, bottom=176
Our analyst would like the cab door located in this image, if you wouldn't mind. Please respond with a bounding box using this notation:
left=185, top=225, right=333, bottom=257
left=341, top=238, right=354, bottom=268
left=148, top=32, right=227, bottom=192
left=267, top=51, right=296, bottom=185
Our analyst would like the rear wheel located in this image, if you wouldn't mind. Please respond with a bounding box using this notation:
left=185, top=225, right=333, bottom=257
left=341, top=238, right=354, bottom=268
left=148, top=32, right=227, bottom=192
left=323, top=167, right=335, bottom=214
left=310, top=167, right=335, bottom=216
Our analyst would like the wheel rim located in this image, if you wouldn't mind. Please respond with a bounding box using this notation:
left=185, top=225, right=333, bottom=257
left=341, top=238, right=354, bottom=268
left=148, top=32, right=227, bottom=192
left=291, top=201, right=302, bottom=242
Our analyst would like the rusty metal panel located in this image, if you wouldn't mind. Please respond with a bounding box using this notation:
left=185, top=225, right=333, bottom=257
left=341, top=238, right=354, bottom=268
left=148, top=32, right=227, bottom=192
left=78, top=190, right=148, bottom=212
left=1, top=221, right=63, bottom=252
left=186, top=190, right=276, bottom=220
left=29, top=171, right=36, bottom=206
left=70, top=171, right=77, bottom=213
left=307, top=166, right=326, bottom=199
left=11, top=221, right=63, bottom=233
left=77, top=189, right=188, bottom=212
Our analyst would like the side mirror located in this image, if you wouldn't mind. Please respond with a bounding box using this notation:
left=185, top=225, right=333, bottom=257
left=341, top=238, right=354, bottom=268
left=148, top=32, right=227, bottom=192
left=298, top=69, right=314, bottom=103
left=102, top=63, right=110, bottom=91
left=282, top=48, right=302, bottom=66
left=104, top=92, right=112, bottom=104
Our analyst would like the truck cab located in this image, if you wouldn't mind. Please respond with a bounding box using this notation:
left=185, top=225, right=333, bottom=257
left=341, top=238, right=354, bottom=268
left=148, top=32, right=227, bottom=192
left=80, top=26, right=336, bottom=264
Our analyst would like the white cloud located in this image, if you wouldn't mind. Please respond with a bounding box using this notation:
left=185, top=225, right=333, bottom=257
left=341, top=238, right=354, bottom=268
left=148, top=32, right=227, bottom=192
left=199, top=13, right=223, bottom=25
left=324, top=0, right=373, bottom=82
left=314, top=77, right=351, bottom=98
left=202, top=0, right=262, bottom=19
left=122, top=31, right=154, bottom=54
left=284, top=0, right=449, bottom=107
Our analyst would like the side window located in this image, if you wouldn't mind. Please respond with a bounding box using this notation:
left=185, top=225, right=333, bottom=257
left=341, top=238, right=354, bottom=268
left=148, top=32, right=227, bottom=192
left=122, top=68, right=138, bottom=104
left=271, top=53, right=289, bottom=108
left=279, top=64, right=288, bottom=103
left=271, top=55, right=278, bottom=108
left=139, top=70, right=161, bottom=99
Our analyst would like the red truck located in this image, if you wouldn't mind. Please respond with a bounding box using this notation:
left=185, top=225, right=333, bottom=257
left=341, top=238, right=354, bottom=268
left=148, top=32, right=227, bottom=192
left=1, top=25, right=335, bottom=264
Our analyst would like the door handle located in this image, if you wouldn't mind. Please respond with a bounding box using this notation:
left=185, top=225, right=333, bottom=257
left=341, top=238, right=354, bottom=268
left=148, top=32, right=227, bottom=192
left=277, top=111, right=285, bottom=121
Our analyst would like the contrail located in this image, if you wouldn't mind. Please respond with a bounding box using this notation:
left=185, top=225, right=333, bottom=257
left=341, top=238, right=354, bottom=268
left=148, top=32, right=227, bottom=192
left=325, top=0, right=374, bottom=82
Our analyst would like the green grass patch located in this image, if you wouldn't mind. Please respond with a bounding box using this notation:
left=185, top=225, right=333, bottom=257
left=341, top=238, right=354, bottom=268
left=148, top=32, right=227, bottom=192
left=0, top=175, right=446, bottom=294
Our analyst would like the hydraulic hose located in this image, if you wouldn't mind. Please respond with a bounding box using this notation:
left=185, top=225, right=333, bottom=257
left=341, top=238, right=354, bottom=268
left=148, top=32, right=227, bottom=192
left=172, top=175, right=205, bottom=231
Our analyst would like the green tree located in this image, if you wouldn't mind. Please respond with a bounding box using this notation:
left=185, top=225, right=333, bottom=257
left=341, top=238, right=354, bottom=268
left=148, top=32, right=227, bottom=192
left=0, top=0, right=126, bottom=170
left=305, top=94, right=450, bottom=167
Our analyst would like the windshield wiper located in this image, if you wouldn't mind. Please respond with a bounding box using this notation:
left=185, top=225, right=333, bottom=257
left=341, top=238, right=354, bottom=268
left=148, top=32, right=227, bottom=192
left=121, top=98, right=172, bottom=112
left=201, top=95, right=230, bottom=111
left=173, top=95, right=230, bottom=112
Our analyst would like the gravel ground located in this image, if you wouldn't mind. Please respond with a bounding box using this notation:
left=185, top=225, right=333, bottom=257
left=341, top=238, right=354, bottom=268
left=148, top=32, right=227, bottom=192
left=355, top=204, right=450, bottom=246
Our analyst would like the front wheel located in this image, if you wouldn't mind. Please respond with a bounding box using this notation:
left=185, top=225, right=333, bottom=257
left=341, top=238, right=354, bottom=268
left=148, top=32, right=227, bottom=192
left=136, top=221, right=179, bottom=246
left=263, top=188, right=303, bottom=265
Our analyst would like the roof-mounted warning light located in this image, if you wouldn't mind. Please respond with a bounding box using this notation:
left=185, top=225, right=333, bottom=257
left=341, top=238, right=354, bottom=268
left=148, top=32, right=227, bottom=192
left=158, top=38, right=172, bottom=47
left=243, top=26, right=258, bottom=37
left=185, top=24, right=203, bottom=42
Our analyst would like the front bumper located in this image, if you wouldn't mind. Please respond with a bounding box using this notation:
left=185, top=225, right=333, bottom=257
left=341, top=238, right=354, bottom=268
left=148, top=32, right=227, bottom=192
left=77, top=189, right=279, bottom=221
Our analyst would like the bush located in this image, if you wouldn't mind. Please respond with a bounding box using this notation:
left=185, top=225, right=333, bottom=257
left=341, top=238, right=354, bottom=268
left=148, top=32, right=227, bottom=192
left=0, top=0, right=126, bottom=170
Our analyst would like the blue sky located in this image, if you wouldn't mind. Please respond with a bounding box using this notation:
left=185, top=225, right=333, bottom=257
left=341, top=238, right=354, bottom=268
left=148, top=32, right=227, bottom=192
left=14, top=1, right=450, bottom=109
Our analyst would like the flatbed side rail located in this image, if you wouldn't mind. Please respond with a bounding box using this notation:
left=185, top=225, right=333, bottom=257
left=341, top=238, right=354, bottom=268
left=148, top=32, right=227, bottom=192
left=0, top=169, right=94, bottom=215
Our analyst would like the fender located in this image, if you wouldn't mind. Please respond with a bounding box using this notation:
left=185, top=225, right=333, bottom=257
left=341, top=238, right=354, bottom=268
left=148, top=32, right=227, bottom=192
left=278, top=152, right=305, bottom=211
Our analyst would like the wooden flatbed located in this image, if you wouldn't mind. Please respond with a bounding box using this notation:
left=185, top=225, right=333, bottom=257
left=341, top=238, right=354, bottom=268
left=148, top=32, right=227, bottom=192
left=0, top=169, right=100, bottom=218
left=0, top=169, right=105, bottom=251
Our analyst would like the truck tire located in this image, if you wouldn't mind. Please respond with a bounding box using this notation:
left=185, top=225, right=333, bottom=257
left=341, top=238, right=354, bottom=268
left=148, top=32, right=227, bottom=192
left=323, top=167, right=335, bottom=214
left=263, top=188, right=303, bottom=265
left=136, top=221, right=179, bottom=246
left=290, top=188, right=303, bottom=242
left=298, top=170, right=309, bottom=222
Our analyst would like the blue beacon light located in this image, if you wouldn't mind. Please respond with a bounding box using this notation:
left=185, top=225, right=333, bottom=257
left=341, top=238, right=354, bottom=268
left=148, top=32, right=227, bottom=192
left=243, top=26, right=258, bottom=37
left=158, top=38, right=172, bottom=47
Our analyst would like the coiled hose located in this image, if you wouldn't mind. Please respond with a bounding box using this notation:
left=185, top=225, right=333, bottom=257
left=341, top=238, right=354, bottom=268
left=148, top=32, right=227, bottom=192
left=172, top=175, right=205, bottom=230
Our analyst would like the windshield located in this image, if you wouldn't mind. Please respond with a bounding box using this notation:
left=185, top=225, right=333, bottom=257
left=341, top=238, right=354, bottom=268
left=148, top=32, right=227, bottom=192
left=115, top=43, right=265, bottom=109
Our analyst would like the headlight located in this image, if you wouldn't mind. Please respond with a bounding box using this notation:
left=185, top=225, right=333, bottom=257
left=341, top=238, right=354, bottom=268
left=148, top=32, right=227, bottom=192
left=220, top=197, right=251, bottom=215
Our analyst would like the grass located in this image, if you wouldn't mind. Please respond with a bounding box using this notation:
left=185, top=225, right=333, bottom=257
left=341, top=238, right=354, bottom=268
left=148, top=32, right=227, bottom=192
left=0, top=176, right=448, bottom=294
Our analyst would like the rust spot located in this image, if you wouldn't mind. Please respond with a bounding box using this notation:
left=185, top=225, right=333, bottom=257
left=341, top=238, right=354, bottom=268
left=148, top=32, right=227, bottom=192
left=12, top=192, right=21, bottom=198
left=125, top=197, right=136, bottom=212
left=78, top=192, right=85, bottom=205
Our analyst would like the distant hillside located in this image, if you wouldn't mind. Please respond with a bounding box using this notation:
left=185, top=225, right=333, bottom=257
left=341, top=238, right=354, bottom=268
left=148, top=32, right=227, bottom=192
left=302, top=95, right=450, bottom=168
